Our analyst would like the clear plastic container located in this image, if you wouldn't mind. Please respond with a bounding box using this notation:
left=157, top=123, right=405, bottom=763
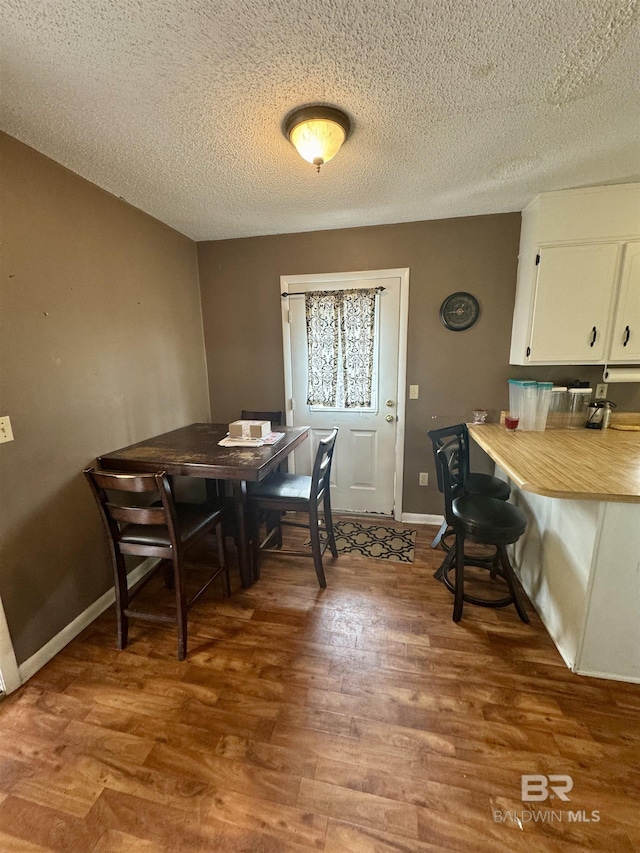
left=507, top=379, right=523, bottom=420
left=521, top=382, right=538, bottom=431
left=508, top=380, right=537, bottom=430
left=533, top=381, right=553, bottom=431
left=547, top=386, right=569, bottom=429
left=567, top=387, right=592, bottom=429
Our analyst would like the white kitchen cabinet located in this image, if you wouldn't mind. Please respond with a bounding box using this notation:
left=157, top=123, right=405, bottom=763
left=510, top=184, right=640, bottom=366
left=609, top=241, right=640, bottom=362
left=527, top=243, right=619, bottom=363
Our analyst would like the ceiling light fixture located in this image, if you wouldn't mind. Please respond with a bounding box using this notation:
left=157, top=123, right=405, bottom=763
left=284, top=105, right=351, bottom=173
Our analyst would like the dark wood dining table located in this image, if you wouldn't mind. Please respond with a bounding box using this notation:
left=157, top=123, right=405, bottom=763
left=98, top=422, right=309, bottom=588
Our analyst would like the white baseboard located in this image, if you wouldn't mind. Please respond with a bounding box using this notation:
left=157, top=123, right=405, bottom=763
left=0, top=598, right=21, bottom=694
left=573, top=667, right=640, bottom=684
left=401, top=513, right=444, bottom=526
left=17, top=558, right=159, bottom=686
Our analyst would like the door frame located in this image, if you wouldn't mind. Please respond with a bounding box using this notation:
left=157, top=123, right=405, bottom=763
left=280, top=267, right=410, bottom=522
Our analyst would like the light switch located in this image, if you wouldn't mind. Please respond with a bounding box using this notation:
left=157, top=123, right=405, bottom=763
left=0, top=415, right=14, bottom=443
left=409, top=385, right=419, bottom=399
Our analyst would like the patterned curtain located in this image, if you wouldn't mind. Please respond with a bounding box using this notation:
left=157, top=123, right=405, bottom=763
left=305, top=288, right=377, bottom=407
left=305, top=290, right=340, bottom=407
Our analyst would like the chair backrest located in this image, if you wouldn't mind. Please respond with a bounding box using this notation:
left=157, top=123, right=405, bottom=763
left=241, top=410, right=284, bottom=426
left=435, top=443, right=466, bottom=523
left=428, top=423, right=471, bottom=494
left=84, top=467, right=179, bottom=557
left=310, top=429, right=338, bottom=504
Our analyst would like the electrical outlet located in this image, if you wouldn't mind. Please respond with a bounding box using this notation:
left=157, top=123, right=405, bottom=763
left=0, top=415, right=14, bottom=443
left=419, top=472, right=429, bottom=486
left=409, top=385, right=419, bottom=399
left=595, top=383, right=608, bottom=399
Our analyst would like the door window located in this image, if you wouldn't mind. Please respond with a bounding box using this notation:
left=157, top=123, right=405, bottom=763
left=306, top=288, right=379, bottom=411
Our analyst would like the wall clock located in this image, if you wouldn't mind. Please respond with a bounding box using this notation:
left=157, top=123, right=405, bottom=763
left=439, top=291, right=480, bottom=331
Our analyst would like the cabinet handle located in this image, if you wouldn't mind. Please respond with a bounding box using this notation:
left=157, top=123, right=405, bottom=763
left=589, top=326, right=597, bottom=347
left=623, top=325, right=630, bottom=347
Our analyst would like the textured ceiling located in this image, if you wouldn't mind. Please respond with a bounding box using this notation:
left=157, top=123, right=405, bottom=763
left=1, top=0, right=639, bottom=241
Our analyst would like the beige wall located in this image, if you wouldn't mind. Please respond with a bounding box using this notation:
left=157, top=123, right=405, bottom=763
left=0, top=133, right=210, bottom=665
left=197, top=215, right=521, bottom=515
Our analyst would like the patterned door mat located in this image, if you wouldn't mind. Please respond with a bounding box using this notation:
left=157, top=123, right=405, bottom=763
left=332, top=519, right=416, bottom=563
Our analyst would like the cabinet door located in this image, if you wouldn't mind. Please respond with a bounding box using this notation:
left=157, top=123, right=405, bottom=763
left=528, top=244, right=619, bottom=363
left=609, top=241, right=640, bottom=362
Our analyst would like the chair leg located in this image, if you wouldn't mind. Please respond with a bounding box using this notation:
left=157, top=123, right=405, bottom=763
left=215, top=520, right=231, bottom=596
left=265, top=510, right=280, bottom=543
left=433, top=542, right=455, bottom=581
left=323, top=490, right=338, bottom=559
left=489, top=549, right=500, bottom=580
left=174, top=559, right=188, bottom=661
left=114, top=554, right=129, bottom=651
left=497, top=545, right=530, bottom=624
left=250, top=502, right=262, bottom=582
left=430, top=519, right=449, bottom=549
left=453, top=532, right=465, bottom=622
left=309, top=504, right=327, bottom=589
left=272, top=511, right=283, bottom=548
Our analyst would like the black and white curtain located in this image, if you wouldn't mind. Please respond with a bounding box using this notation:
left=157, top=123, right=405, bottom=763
left=305, top=288, right=377, bottom=408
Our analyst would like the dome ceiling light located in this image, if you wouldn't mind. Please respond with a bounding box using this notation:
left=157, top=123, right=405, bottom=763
left=284, top=105, right=351, bottom=173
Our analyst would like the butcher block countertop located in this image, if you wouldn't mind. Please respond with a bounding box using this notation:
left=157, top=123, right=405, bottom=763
left=468, top=423, right=640, bottom=503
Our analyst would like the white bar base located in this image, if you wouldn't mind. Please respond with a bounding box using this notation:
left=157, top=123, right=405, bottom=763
left=505, top=472, right=640, bottom=683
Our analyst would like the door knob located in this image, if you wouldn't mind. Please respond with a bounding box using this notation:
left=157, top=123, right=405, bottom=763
left=385, top=399, right=395, bottom=407
left=385, top=414, right=395, bottom=422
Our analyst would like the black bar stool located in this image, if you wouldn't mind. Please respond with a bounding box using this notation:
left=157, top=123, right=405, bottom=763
left=428, top=423, right=510, bottom=554
left=433, top=442, right=530, bottom=623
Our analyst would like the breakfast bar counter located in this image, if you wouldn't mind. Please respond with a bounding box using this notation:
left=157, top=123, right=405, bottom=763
left=468, top=423, right=640, bottom=502
left=468, top=423, right=640, bottom=683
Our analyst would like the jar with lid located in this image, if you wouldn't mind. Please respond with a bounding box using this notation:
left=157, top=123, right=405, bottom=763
left=567, top=387, right=592, bottom=429
left=547, top=386, right=569, bottom=429
left=533, top=382, right=554, bottom=431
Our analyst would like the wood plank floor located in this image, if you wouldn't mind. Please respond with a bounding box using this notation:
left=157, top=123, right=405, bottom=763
left=1, top=520, right=639, bottom=852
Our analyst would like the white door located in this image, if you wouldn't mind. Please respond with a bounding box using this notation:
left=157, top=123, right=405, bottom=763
left=281, top=269, right=409, bottom=517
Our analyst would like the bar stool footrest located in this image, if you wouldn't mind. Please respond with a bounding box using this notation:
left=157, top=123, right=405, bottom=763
left=441, top=559, right=514, bottom=609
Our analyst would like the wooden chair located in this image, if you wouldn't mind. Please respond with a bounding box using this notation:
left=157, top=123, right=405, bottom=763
left=433, top=443, right=529, bottom=623
left=428, top=423, right=511, bottom=555
left=84, top=467, right=229, bottom=660
left=248, top=429, right=338, bottom=588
